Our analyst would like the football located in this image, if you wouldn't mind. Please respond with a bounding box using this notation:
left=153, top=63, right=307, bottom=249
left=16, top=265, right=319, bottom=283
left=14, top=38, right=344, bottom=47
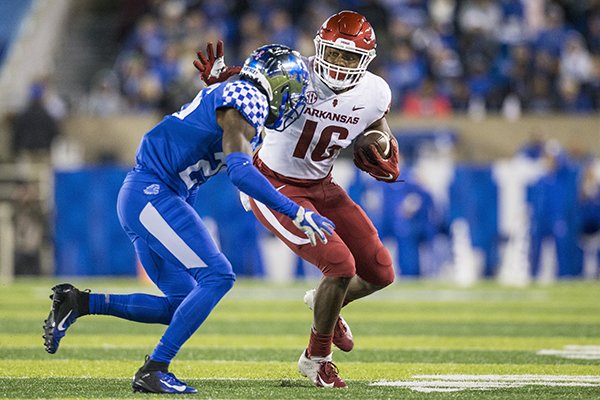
left=353, top=130, right=392, bottom=163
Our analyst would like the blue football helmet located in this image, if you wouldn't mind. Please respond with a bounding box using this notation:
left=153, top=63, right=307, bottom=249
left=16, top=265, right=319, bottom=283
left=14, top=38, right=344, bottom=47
left=240, top=44, right=309, bottom=131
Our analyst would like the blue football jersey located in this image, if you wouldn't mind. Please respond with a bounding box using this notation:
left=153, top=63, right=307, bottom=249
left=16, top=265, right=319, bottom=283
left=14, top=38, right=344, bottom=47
left=135, top=80, right=269, bottom=197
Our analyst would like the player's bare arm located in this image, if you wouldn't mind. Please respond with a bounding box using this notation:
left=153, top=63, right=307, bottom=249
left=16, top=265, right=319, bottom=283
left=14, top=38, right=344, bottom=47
left=218, top=108, right=255, bottom=156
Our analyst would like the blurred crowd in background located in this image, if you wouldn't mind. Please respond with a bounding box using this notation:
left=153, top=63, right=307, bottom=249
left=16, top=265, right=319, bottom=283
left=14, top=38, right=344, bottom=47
left=3, top=0, right=600, bottom=280
left=80, top=0, right=600, bottom=116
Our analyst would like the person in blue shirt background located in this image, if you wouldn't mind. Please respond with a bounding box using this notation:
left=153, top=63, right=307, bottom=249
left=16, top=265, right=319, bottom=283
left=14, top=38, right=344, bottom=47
left=42, top=44, right=335, bottom=394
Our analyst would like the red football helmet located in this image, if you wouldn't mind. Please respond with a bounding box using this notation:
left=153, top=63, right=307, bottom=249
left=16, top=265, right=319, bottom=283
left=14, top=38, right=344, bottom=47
left=313, top=10, right=377, bottom=90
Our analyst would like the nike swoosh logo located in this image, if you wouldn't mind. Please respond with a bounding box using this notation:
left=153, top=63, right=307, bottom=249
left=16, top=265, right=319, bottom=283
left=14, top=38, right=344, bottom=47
left=161, top=380, right=186, bottom=392
left=316, top=374, right=335, bottom=388
left=370, top=172, right=394, bottom=180
left=276, top=185, right=287, bottom=191
left=352, top=106, right=365, bottom=111
left=56, top=310, right=73, bottom=331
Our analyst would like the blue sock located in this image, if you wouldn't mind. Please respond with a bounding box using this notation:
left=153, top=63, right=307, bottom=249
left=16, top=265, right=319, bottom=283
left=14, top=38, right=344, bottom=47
left=150, top=277, right=234, bottom=363
left=89, top=293, right=175, bottom=324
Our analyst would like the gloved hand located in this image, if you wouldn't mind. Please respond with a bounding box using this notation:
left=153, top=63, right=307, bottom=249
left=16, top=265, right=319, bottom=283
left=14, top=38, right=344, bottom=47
left=353, top=138, right=400, bottom=182
left=292, top=207, right=335, bottom=246
left=193, top=40, right=242, bottom=85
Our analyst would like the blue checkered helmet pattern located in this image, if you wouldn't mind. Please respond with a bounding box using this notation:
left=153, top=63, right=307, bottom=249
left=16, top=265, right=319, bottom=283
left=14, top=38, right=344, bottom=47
left=221, top=80, right=269, bottom=130
left=239, top=44, right=309, bottom=131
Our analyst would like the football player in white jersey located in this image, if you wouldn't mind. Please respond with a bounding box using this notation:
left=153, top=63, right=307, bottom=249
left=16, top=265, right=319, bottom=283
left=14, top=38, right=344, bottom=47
left=196, top=11, right=400, bottom=388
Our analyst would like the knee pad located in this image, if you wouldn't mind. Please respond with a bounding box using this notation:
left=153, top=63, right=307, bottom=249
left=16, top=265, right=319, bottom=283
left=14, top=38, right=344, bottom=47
left=319, top=242, right=356, bottom=279
left=360, top=245, right=395, bottom=287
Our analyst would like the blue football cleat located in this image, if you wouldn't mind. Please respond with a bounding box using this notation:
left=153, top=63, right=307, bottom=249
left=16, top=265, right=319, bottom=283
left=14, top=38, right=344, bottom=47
left=132, top=369, right=198, bottom=394
left=43, top=283, right=88, bottom=354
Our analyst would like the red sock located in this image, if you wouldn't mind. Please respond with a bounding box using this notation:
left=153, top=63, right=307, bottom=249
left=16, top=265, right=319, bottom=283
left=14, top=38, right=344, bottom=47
left=307, top=326, right=333, bottom=358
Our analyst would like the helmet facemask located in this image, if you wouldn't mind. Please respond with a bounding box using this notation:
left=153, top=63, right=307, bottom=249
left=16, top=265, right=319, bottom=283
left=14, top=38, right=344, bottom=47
left=314, top=36, right=375, bottom=91
left=313, top=10, right=377, bottom=91
left=264, top=71, right=307, bottom=131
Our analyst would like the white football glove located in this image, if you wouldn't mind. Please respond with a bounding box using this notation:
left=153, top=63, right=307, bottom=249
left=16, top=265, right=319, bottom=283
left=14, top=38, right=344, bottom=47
left=292, top=207, right=335, bottom=246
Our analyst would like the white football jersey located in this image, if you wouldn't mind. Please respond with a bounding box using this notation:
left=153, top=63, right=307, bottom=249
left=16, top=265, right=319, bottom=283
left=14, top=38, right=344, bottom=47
left=258, top=56, right=392, bottom=180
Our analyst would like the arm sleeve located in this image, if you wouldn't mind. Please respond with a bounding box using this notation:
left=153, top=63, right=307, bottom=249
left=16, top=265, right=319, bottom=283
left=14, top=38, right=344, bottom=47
left=226, top=152, right=299, bottom=219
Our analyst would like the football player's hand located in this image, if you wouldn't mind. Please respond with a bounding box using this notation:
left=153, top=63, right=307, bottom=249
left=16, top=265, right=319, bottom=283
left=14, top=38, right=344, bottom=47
left=193, top=40, right=241, bottom=85
left=354, top=138, right=400, bottom=182
left=292, top=207, right=335, bottom=246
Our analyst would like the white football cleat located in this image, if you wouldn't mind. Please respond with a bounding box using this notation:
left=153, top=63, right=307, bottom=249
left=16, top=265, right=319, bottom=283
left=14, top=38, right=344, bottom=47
left=298, top=350, right=347, bottom=388
left=303, top=289, right=354, bottom=352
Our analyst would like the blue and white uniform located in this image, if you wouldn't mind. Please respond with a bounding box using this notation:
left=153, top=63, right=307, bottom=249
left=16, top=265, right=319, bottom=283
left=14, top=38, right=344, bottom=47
left=88, top=79, right=297, bottom=364
left=135, top=81, right=268, bottom=197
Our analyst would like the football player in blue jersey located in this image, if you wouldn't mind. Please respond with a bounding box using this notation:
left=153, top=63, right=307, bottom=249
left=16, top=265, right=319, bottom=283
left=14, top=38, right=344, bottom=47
left=42, top=44, right=335, bottom=394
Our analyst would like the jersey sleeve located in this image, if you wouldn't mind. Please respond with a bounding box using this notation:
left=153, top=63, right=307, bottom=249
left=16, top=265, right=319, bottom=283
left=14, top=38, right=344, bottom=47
left=220, top=81, right=269, bottom=132
left=373, top=75, right=392, bottom=121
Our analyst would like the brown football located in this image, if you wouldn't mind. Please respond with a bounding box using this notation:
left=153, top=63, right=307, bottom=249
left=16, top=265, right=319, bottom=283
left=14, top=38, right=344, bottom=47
left=353, top=130, right=392, bottom=163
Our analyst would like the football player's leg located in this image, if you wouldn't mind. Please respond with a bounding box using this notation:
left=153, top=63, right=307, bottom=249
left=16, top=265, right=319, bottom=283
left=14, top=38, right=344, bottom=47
left=139, top=194, right=235, bottom=364
left=87, top=239, right=196, bottom=324
left=251, top=195, right=351, bottom=386
left=250, top=195, right=357, bottom=323
left=127, top=190, right=233, bottom=393
left=324, top=186, right=395, bottom=303
left=85, top=183, right=197, bottom=324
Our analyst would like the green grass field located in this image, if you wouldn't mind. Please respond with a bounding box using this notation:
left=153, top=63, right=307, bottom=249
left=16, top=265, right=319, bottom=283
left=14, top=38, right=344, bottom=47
left=2, top=278, right=600, bottom=399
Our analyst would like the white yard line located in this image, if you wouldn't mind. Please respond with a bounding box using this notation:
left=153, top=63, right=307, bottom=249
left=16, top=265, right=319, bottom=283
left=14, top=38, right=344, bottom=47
left=371, top=375, right=600, bottom=392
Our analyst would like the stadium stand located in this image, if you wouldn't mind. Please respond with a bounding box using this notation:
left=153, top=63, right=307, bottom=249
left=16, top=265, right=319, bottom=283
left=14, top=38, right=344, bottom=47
left=0, top=0, right=599, bottom=284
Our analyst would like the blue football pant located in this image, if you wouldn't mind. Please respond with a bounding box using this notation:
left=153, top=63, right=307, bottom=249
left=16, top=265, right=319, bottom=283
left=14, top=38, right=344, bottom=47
left=89, top=172, right=235, bottom=363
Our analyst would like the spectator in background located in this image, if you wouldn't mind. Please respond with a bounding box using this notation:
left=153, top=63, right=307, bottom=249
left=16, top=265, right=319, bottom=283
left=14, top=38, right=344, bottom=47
left=447, top=78, right=471, bottom=112
left=526, top=75, right=558, bottom=113
left=385, top=170, right=437, bottom=277
left=237, top=12, right=269, bottom=65
left=458, top=0, right=501, bottom=63
left=151, top=42, right=183, bottom=90
left=107, top=1, right=598, bottom=114
left=124, top=14, right=165, bottom=62
left=403, top=78, right=452, bottom=117
left=268, top=9, right=297, bottom=49
left=385, top=41, right=426, bottom=109
left=12, top=181, right=46, bottom=275
left=119, top=55, right=163, bottom=112
left=559, top=33, right=593, bottom=85
left=82, top=70, right=125, bottom=116
left=11, top=81, right=62, bottom=161
left=429, top=47, right=463, bottom=95
left=534, top=3, right=571, bottom=58
left=558, top=78, right=594, bottom=113
left=587, top=12, right=600, bottom=55
left=466, top=55, right=496, bottom=110
left=528, top=141, right=583, bottom=278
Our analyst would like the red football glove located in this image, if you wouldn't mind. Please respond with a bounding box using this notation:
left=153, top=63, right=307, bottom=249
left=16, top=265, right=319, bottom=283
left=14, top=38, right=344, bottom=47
left=193, top=40, right=241, bottom=85
left=353, top=137, right=400, bottom=182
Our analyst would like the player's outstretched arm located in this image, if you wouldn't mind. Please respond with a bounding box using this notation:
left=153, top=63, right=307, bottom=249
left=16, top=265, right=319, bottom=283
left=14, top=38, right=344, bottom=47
left=194, top=40, right=242, bottom=85
left=219, top=108, right=335, bottom=245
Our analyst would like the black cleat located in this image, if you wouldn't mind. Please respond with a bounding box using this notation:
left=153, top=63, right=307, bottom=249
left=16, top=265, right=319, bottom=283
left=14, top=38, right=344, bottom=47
left=132, top=359, right=197, bottom=394
left=43, top=283, right=88, bottom=354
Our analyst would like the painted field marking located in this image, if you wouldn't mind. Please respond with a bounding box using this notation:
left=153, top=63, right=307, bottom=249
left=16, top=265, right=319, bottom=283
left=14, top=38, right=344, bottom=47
left=537, top=345, right=600, bottom=360
left=370, top=375, right=600, bottom=393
